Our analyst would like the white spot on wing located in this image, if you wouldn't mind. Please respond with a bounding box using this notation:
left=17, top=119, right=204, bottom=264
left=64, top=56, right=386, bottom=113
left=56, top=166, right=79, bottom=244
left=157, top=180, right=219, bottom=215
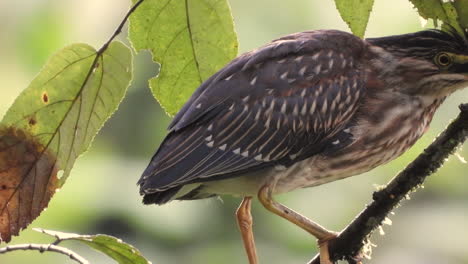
left=255, top=109, right=261, bottom=120
left=207, top=141, right=214, bottom=147
left=335, top=90, right=342, bottom=102
left=332, top=139, right=340, bottom=145
left=268, top=99, right=275, bottom=113
left=196, top=103, right=202, bottom=109
left=280, top=72, right=288, bottom=80
left=208, top=124, right=213, bottom=131
left=355, top=89, right=361, bottom=98
left=241, top=151, right=249, bottom=157
left=276, top=115, right=282, bottom=129
left=278, top=58, right=287, bottom=64
left=318, top=84, right=323, bottom=94
left=219, top=144, right=227, bottom=151
left=295, top=56, right=304, bottom=62
left=265, top=115, right=272, bottom=128
left=331, top=100, right=337, bottom=112
left=225, top=74, right=233, bottom=81
left=312, top=52, right=320, bottom=60
left=275, top=165, right=286, bottom=171
left=205, top=135, right=213, bottom=141
left=314, top=64, right=322, bottom=74
left=310, top=100, right=317, bottom=114
left=299, top=66, right=307, bottom=76
left=250, top=76, right=258, bottom=86
left=321, top=99, right=328, bottom=114
left=301, top=102, right=308, bottom=115
left=298, top=119, right=304, bottom=130
left=314, top=118, right=321, bottom=131
left=242, top=95, right=250, bottom=102
left=233, top=148, right=241, bottom=154
left=254, top=154, right=262, bottom=161
left=280, top=101, right=287, bottom=114
left=293, top=104, right=299, bottom=116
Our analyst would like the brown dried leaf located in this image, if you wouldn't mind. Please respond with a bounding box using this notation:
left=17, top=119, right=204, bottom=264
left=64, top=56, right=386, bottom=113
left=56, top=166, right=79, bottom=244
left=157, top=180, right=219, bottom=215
left=0, top=127, right=58, bottom=242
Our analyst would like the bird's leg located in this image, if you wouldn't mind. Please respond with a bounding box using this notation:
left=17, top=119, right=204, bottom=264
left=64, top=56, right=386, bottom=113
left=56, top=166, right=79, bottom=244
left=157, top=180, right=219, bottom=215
left=258, top=185, right=337, bottom=264
left=236, top=196, right=258, bottom=264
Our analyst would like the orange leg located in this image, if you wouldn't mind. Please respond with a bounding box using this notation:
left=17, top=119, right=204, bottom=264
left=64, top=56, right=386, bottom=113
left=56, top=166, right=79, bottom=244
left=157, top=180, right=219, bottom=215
left=258, top=185, right=337, bottom=264
left=236, top=197, right=258, bottom=264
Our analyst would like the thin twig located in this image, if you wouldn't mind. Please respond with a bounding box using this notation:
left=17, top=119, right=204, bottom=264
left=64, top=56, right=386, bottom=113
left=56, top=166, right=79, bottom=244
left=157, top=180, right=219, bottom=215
left=81, top=0, right=145, bottom=91
left=309, top=103, right=468, bottom=264
left=98, top=0, right=145, bottom=54
left=0, top=244, right=89, bottom=264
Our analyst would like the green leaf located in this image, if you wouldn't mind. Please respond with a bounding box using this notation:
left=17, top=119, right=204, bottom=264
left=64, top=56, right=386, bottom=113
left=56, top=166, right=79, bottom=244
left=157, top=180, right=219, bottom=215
left=34, top=228, right=150, bottom=264
left=409, top=0, right=448, bottom=23
left=334, top=0, right=375, bottom=38
left=409, top=0, right=466, bottom=37
left=0, top=42, right=132, bottom=242
left=129, top=0, right=238, bottom=115
left=2, top=41, right=132, bottom=184
left=453, top=0, right=468, bottom=28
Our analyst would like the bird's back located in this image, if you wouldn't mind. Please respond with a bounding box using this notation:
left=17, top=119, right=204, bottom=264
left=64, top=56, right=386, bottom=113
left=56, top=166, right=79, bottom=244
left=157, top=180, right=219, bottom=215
left=137, top=30, right=372, bottom=204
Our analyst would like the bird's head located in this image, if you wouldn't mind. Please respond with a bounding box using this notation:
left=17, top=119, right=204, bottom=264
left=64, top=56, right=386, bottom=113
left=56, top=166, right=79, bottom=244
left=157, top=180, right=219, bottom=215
left=367, top=29, right=468, bottom=97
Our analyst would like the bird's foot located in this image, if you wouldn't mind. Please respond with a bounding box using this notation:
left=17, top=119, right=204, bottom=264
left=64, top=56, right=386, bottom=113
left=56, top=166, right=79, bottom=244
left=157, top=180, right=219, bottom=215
left=236, top=197, right=258, bottom=264
left=318, top=232, right=338, bottom=264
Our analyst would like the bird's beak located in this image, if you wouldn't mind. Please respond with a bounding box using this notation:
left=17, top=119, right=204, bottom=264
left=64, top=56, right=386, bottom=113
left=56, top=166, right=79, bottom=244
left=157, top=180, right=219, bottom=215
left=454, top=54, right=468, bottom=64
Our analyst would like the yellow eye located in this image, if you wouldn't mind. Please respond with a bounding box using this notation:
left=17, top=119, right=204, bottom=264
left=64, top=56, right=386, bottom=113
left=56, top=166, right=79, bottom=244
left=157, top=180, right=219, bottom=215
left=435, top=52, right=453, bottom=67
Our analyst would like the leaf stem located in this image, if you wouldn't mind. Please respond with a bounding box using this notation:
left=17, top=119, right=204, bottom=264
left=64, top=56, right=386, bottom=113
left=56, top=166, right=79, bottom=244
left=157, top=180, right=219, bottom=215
left=98, top=0, right=146, bottom=54
left=0, top=243, right=89, bottom=264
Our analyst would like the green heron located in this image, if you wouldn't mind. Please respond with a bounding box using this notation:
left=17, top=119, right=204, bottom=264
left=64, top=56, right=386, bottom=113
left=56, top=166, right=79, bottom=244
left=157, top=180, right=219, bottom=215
left=138, top=29, right=468, bottom=264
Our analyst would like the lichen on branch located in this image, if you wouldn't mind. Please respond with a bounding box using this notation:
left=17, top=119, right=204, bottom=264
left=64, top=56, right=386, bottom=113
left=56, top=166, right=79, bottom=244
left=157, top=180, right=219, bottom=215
left=309, top=103, right=468, bottom=264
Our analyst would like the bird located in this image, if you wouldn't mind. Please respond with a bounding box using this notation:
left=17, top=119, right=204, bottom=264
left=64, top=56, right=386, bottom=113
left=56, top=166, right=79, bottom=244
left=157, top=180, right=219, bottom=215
left=138, top=29, right=468, bottom=264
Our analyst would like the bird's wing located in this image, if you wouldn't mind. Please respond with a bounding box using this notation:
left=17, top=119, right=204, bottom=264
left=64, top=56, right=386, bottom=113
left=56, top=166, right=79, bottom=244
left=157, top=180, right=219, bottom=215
left=139, top=30, right=368, bottom=194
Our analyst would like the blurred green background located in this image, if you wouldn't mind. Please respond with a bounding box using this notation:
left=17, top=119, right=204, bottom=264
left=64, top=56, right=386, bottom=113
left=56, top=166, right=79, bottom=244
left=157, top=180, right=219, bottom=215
left=1, top=0, right=468, bottom=263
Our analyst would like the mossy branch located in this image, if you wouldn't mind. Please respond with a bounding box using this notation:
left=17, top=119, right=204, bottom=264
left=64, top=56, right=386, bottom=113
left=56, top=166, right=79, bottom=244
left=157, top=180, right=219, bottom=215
left=309, top=103, right=468, bottom=264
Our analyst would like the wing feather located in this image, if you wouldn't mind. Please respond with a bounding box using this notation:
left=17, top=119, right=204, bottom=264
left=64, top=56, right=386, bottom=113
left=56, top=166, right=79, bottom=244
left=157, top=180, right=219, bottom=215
left=139, top=30, right=368, bottom=197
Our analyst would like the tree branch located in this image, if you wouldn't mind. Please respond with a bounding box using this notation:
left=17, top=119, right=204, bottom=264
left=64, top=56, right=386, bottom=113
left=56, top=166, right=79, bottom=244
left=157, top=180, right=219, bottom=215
left=0, top=243, right=89, bottom=264
left=309, top=103, right=468, bottom=264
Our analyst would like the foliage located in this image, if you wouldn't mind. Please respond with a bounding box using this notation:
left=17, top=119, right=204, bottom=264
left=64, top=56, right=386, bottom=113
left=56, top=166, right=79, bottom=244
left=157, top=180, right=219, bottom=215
left=335, top=0, right=468, bottom=38
left=35, top=228, right=150, bottom=264
left=334, top=0, right=375, bottom=38
left=0, top=42, right=132, bottom=243
left=409, top=0, right=467, bottom=36
left=128, top=0, right=238, bottom=116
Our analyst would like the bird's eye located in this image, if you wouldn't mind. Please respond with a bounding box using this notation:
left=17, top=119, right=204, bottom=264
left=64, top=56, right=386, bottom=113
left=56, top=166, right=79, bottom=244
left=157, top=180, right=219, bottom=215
left=434, top=52, right=453, bottom=67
